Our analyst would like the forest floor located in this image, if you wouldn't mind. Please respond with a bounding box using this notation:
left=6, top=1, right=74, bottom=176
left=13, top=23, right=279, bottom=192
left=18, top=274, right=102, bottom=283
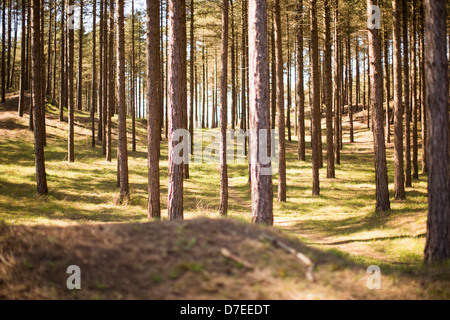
left=0, top=91, right=449, bottom=299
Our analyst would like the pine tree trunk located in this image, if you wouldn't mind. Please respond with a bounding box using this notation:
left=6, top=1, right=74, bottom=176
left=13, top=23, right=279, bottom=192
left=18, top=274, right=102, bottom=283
left=189, top=0, right=194, bottom=153
left=18, top=0, right=26, bottom=117
left=107, top=0, right=114, bottom=161
left=393, top=0, right=405, bottom=199
left=219, top=0, right=228, bottom=216
left=333, top=0, right=340, bottom=164
left=146, top=0, right=161, bottom=219
left=77, top=0, right=83, bottom=111
left=59, top=0, right=65, bottom=122
left=297, top=0, right=305, bottom=161
left=368, top=0, right=390, bottom=212
left=423, top=0, right=450, bottom=263
left=412, top=0, right=419, bottom=179
left=310, top=0, right=320, bottom=196
left=116, top=0, right=129, bottom=202
left=248, top=0, right=273, bottom=225
left=31, top=0, right=48, bottom=195
left=1, top=0, right=6, bottom=102
left=324, top=0, right=334, bottom=178
left=403, top=0, right=411, bottom=188
left=131, top=0, right=136, bottom=152
left=274, top=0, right=286, bottom=202
left=68, top=0, right=75, bottom=162
left=167, top=0, right=185, bottom=220
left=91, top=0, right=96, bottom=148
left=384, top=29, right=391, bottom=143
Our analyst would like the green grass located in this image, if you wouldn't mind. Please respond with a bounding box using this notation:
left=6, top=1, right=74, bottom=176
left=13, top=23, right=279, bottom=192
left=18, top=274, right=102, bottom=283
left=0, top=100, right=432, bottom=273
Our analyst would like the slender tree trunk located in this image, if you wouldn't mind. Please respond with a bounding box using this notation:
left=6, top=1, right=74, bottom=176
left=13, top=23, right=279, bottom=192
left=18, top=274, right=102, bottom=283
left=1, top=0, right=6, bottom=102
left=230, top=0, right=236, bottom=130
left=297, top=0, right=305, bottom=161
left=98, top=0, right=103, bottom=141
left=271, top=9, right=276, bottom=130
left=412, top=0, right=419, bottom=179
left=116, top=0, right=129, bottom=202
left=324, top=0, right=334, bottom=178
left=68, top=0, right=75, bottom=162
left=31, top=0, right=48, bottom=194
left=59, top=0, right=65, bottom=122
left=219, top=0, right=228, bottom=216
left=107, top=0, right=114, bottom=161
left=77, top=0, right=83, bottom=111
left=403, top=0, right=411, bottom=187
left=310, top=0, right=320, bottom=196
left=347, top=29, right=354, bottom=143
left=131, top=0, right=136, bottom=152
left=146, top=0, right=161, bottom=219
left=384, top=29, right=391, bottom=143
left=423, top=0, right=450, bottom=263
left=18, top=0, right=26, bottom=117
left=91, top=0, right=96, bottom=148
left=248, top=0, right=273, bottom=225
left=393, top=0, right=405, bottom=199
left=274, top=0, right=286, bottom=202
left=420, top=0, right=427, bottom=174
left=189, top=0, right=194, bottom=153
left=286, top=13, right=291, bottom=142
left=368, top=0, right=390, bottom=212
left=167, top=0, right=185, bottom=220
left=333, top=0, right=340, bottom=164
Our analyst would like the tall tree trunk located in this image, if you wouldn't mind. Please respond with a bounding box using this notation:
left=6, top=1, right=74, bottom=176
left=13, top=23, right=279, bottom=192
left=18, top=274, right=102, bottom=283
left=68, top=0, right=75, bottom=162
left=59, top=0, right=66, bottom=122
left=46, top=0, right=53, bottom=97
left=248, top=0, right=273, bottom=225
left=189, top=0, right=194, bottom=153
left=423, top=0, right=450, bottom=263
left=116, top=0, right=129, bottom=202
left=286, top=13, right=291, bottom=142
left=167, top=0, right=185, bottom=220
left=333, top=0, right=340, bottom=164
left=393, top=0, right=405, bottom=199
left=77, top=0, right=83, bottom=111
left=274, top=0, right=286, bottom=202
left=31, top=0, right=48, bottom=194
left=1, top=0, right=6, bottom=102
left=403, top=0, right=411, bottom=187
left=18, top=0, right=26, bottom=117
left=324, top=0, right=334, bottom=178
left=98, top=0, right=103, bottom=142
left=347, top=29, right=353, bottom=142
left=310, top=0, right=320, bottom=196
left=368, top=0, right=390, bottom=212
left=384, top=29, right=391, bottom=143
left=107, top=0, right=114, bottom=161
left=420, top=0, right=427, bottom=174
left=146, top=0, right=161, bottom=219
left=412, top=0, right=419, bottom=179
left=297, top=0, right=305, bottom=161
left=131, top=0, right=136, bottom=152
left=91, top=0, right=96, bottom=147
left=271, top=9, right=276, bottom=130
left=219, top=0, right=228, bottom=216
left=230, top=0, right=236, bottom=130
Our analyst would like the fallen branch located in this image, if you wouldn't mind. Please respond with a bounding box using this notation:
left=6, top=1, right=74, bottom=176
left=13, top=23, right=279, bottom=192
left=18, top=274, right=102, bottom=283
left=262, top=234, right=315, bottom=282
left=220, top=248, right=254, bottom=269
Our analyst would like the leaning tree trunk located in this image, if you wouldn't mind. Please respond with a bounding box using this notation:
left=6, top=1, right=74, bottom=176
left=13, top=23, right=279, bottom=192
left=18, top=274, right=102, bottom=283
left=146, top=0, right=161, bottom=219
left=248, top=0, right=273, bottom=225
left=368, top=0, right=390, bottom=212
left=423, top=0, right=450, bottom=263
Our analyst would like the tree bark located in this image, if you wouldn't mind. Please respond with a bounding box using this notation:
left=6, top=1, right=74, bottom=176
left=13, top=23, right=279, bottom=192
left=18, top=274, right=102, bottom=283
left=403, top=0, right=411, bottom=188
left=116, top=0, right=129, bottom=202
left=310, top=0, right=320, bottom=196
left=146, top=0, right=161, bottom=219
left=31, top=0, right=48, bottom=195
left=393, top=0, right=405, bottom=200
left=368, top=0, right=390, bottom=212
left=248, top=0, right=273, bottom=225
left=274, top=0, right=286, bottom=202
left=219, top=0, right=228, bottom=216
left=324, top=0, right=334, bottom=178
left=167, top=0, right=185, bottom=220
left=423, top=0, right=450, bottom=263
left=91, top=0, right=96, bottom=148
